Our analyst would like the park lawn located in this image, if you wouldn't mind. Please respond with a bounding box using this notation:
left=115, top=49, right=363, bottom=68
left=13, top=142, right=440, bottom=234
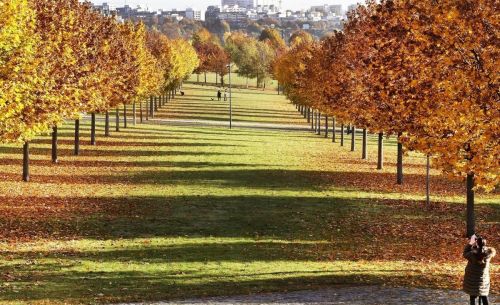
left=0, top=82, right=498, bottom=304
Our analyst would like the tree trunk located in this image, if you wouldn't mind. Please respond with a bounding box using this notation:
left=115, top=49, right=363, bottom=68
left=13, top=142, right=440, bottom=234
left=325, top=116, right=329, bottom=138
left=307, top=107, right=310, bottom=122
left=52, top=126, right=58, bottom=163
left=426, top=155, right=430, bottom=206
left=123, top=105, right=127, bottom=128
left=115, top=108, right=120, bottom=132
left=140, top=101, right=143, bottom=123
left=351, top=126, right=356, bottom=151
left=311, top=109, right=314, bottom=130
left=377, top=132, right=384, bottom=170
left=23, top=142, right=29, bottom=182
left=216, top=73, right=218, bottom=85
left=332, top=117, right=336, bottom=143
left=316, top=112, right=321, bottom=135
left=362, top=129, right=367, bottom=159
left=105, top=111, right=110, bottom=137
left=204, top=72, right=207, bottom=85
left=74, top=119, right=80, bottom=155
left=197, top=74, right=199, bottom=83
left=397, top=132, right=403, bottom=185
left=340, top=123, right=344, bottom=146
left=466, top=172, right=475, bottom=237
left=150, top=96, right=154, bottom=118
left=133, top=102, right=136, bottom=126
left=154, top=96, right=158, bottom=112
left=91, top=113, right=96, bottom=145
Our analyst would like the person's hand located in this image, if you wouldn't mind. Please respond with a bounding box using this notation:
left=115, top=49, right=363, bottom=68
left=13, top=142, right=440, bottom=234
left=469, top=234, right=477, bottom=246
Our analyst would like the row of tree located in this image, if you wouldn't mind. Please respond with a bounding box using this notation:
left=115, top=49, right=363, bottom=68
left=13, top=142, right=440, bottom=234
left=0, top=0, right=199, bottom=181
left=192, top=28, right=288, bottom=89
left=273, top=0, right=498, bottom=236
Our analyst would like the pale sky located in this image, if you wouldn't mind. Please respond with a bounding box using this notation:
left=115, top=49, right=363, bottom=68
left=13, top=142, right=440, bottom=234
left=89, top=0, right=362, bottom=12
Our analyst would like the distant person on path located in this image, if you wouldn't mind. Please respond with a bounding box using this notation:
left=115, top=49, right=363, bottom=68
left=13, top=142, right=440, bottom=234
left=224, top=89, right=227, bottom=101
left=463, top=234, right=496, bottom=305
left=217, top=90, right=222, bottom=101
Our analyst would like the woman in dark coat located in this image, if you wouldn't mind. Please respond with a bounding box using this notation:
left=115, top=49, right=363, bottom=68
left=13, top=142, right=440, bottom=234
left=463, top=235, right=496, bottom=305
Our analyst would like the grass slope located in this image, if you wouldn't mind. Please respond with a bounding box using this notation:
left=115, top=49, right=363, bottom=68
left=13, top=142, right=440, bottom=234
left=0, top=80, right=498, bottom=304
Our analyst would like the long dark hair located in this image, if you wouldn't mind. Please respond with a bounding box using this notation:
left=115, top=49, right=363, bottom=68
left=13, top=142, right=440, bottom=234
left=475, top=236, right=487, bottom=264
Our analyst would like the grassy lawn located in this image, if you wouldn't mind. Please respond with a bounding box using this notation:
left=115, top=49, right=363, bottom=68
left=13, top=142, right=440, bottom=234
left=0, top=79, right=498, bottom=304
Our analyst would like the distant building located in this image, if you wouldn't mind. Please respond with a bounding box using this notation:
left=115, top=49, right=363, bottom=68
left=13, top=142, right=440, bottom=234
left=222, top=0, right=254, bottom=9
left=185, top=8, right=202, bottom=20
left=310, top=4, right=342, bottom=16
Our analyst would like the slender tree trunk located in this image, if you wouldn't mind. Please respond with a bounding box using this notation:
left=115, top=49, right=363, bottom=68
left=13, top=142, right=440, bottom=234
left=316, top=112, right=321, bottom=135
left=311, top=109, right=315, bottom=130
left=52, top=126, right=58, bottom=163
left=466, top=172, right=475, bottom=237
left=146, top=100, right=149, bottom=121
left=332, top=117, right=336, bottom=143
left=307, top=107, right=310, bottom=123
left=115, top=108, right=120, bottom=132
left=377, top=132, right=384, bottom=170
left=325, top=115, right=328, bottom=138
left=197, top=74, right=199, bottom=83
left=426, top=155, right=430, bottom=206
left=74, top=119, right=80, bottom=155
left=140, top=101, right=143, bottom=123
left=340, top=123, right=344, bottom=146
left=105, top=111, right=110, bottom=137
left=155, top=96, right=158, bottom=112
left=204, top=72, right=207, bottom=85
left=91, top=113, right=96, bottom=145
left=216, top=73, right=218, bottom=85
left=123, top=105, right=128, bottom=128
left=362, top=128, right=367, bottom=159
left=23, top=142, right=29, bottom=182
left=397, top=132, right=403, bottom=185
left=351, top=126, right=356, bottom=151
left=150, top=96, right=154, bottom=118
left=133, top=102, right=136, bottom=126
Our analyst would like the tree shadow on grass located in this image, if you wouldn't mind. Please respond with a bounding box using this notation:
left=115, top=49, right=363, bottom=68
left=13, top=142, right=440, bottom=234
left=0, top=146, right=242, bottom=158
left=0, top=261, right=471, bottom=303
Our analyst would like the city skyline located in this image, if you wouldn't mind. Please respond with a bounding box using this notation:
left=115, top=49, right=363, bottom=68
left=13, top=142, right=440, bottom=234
left=89, top=0, right=360, bottom=11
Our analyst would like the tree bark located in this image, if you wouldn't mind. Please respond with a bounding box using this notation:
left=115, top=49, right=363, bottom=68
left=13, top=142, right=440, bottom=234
left=105, top=111, right=110, bottom=137
left=351, top=126, right=356, bottom=151
left=362, top=129, right=367, bottom=159
left=466, top=172, right=475, bottom=237
left=397, top=132, right=403, bottom=185
left=340, top=123, right=344, bottom=146
left=52, top=126, right=58, bottom=163
left=115, top=107, right=120, bottom=132
left=123, top=105, right=127, bottom=128
left=154, top=96, right=158, bottom=112
left=23, top=142, right=29, bottom=182
left=307, top=107, right=310, bottom=123
left=377, top=132, right=383, bottom=170
left=316, top=112, right=321, bottom=135
left=91, top=113, right=96, bottom=145
left=426, top=155, right=430, bottom=207
left=140, top=101, right=143, bottom=123
left=204, top=72, right=207, bottom=85
left=325, top=115, right=328, bottom=138
left=311, top=109, right=315, bottom=130
left=133, top=102, right=136, bottom=126
left=150, top=96, right=154, bottom=118
left=332, top=117, right=336, bottom=143
left=74, top=119, right=80, bottom=155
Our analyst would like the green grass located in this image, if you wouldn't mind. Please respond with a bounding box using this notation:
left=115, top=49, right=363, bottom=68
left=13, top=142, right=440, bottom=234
left=0, top=78, right=498, bottom=304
